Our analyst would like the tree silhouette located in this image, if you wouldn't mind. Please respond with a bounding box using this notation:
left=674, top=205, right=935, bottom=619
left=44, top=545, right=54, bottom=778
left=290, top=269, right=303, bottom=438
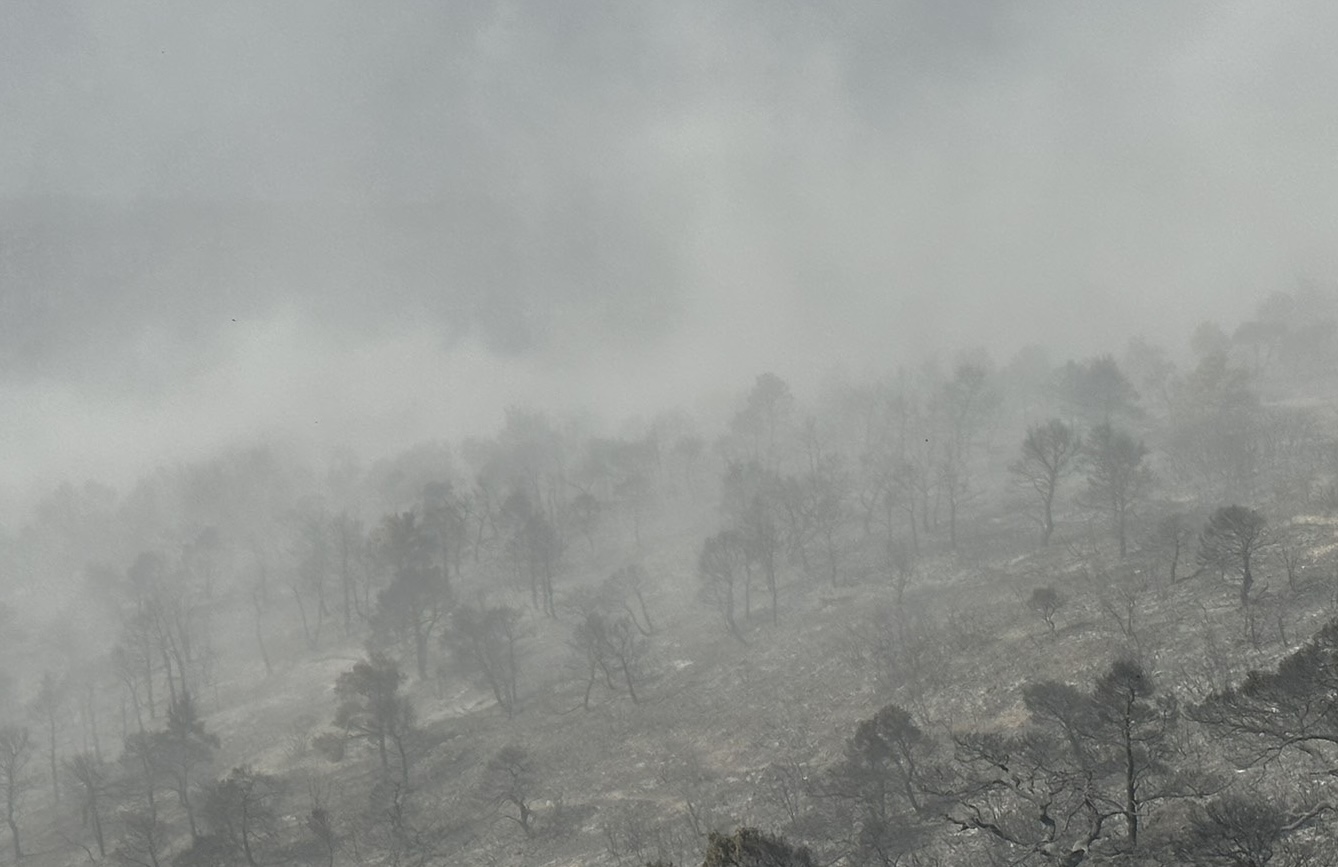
left=445, top=604, right=524, bottom=717
left=480, top=745, right=538, bottom=837
left=1055, top=355, right=1140, bottom=425
left=28, top=670, right=64, bottom=806
left=200, top=766, right=284, bottom=867
left=64, top=752, right=113, bottom=859
left=0, top=726, right=33, bottom=861
left=1010, top=420, right=1082, bottom=546
left=1191, top=617, right=1338, bottom=768
left=1028, top=587, right=1065, bottom=632
left=154, top=691, right=219, bottom=838
left=1081, top=424, right=1153, bottom=557
left=1175, top=794, right=1329, bottom=867
left=370, top=512, right=450, bottom=679
left=699, top=531, right=746, bottom=641
left=1198, top=505, right=1270, bottom=608
left=335, top=653, right=414, bottom=785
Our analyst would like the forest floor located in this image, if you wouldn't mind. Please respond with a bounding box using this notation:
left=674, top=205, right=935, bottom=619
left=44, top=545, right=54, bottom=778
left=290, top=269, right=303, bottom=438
left=222, top=512, right=1338, bottom=865
left=23, top=508, right=1338, bottom=867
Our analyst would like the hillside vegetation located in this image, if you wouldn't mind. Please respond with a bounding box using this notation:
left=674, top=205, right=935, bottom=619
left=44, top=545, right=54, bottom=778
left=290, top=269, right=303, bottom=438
left=6, top=289, right=1338, bottom=866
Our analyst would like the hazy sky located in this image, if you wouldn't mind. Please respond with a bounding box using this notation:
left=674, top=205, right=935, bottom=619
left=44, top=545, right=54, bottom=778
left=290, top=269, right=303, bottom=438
left=4, top=1, right=1338, bottom=507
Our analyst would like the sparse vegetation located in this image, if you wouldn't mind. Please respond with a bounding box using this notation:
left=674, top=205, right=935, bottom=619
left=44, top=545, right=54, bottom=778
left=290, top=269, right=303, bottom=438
left=1029, top=586, right=1065, bottom=632
left=7, top=241, right=1338, bottom=867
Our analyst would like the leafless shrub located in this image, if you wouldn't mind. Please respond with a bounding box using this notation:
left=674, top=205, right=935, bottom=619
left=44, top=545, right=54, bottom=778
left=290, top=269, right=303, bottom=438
left=758, top=759, right=812, bottom=827
left=1028, top=587, right=1064, bottom=633
left=602, top=801, right=657, bottom=866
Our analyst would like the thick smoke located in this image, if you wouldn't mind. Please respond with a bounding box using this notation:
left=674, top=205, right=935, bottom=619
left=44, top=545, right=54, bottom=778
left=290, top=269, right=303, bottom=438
left=4, top=1, right=1338, bottom=508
